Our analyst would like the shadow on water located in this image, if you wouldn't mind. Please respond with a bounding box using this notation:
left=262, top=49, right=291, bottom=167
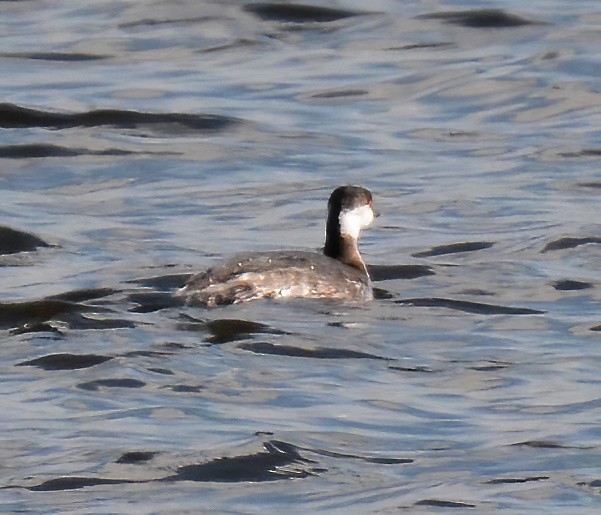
left=395, top=297, right=544, bottom=315
left=0, top=226, right=50, bottom=255
left=0, top=143, right=176, bottom=159
left=542, top=237, right=601, bottom=252
left=238, top=341, right=388, bottom=360
left=368, top=264, right=434, bottom=281
left=0, top=297, right=105, bottom=329
left=160, top=441, right=317, bottom=483
left=244, top=3, right=363, bottom=23
left=0, top=103, right=239, bottom=131
left=177, top=316, right=288, bottom=344
left=126, top=274, right=190, bottom=312
left=0, top=287, right=136, bottom=335
left=416, top=8, right=545, bottom=28
left=14, top=438, right=413, bottom=491
left=128, top=274, right=191, bottom=291
left=553, top=279, right=593, bottom=291
left=127, top=292, right=184, bottom=313
left=17, top=441, right=317, bottom=491
left=413, top=499, right=476, bottom=509
left=16, top=353, right=113, bottom=370
left=77, top=378, right=146, bottom=391
left=0, top=52, right=107, bottom=62
left=484, top=476, right=549, bottom=485
left=411, top=241, right=494, bottom=258
left=115, top=451, right=158, bottom=464
left=561, top=150, right=601, bottom=159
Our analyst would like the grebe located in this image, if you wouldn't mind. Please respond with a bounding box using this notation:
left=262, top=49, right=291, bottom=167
left=177, top=185, right=376, bottom=307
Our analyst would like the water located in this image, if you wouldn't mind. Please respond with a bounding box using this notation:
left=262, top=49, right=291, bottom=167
left=1, top=0, right=600, bottom=511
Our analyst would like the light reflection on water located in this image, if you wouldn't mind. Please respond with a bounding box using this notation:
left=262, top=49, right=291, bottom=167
left=1, top=0, right=600, bottom=511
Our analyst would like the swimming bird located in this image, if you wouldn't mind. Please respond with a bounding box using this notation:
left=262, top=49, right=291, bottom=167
left=177, top=185, right=376, bottom=307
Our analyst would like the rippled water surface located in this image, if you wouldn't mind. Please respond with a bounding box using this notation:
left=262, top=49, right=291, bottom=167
left=1, top=0, right=600, bottom=512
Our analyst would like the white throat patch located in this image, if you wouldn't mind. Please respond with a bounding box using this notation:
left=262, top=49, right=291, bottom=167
left=339, top=205, right=374, bottom=238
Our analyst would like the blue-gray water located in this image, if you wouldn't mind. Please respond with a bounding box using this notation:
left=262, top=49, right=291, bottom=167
left=1, top=0, right=600, bottom=512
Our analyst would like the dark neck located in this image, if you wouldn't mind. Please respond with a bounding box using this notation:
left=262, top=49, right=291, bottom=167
left=324, top=218, right=367, bottom=274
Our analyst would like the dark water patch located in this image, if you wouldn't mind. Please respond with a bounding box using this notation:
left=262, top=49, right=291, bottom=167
left=9, top=322, right=64, bottom=336
left=28, top=477, right=138, bottom=492
left=389, top=364, right=434, bottom=373
left=163, top=342, right=193, bottom=350
left=16, top=353, right=113, bottom=370
left=388, top=42, right=453, bottom=51
left=578, top=479, right=601, bottom=488
left=542, top=237, right=601, bottom=252
left=372, top=287, right=395, bottom=300
left=578, top=181, right=601, bottom=189
left=395, top=298, right=544, bottom=315
left=368, top=264, right=434, bottom=281
left=0, top=103, right=238, bottom=131
left=48, top=288, right=116, bottom=303
left=412, top=241, right=494, bottom=258
left=414, top=499, right=476, bottom=508
left=591, top=324, right=601, bottom=332
left=23, top=442, right=316, bottom=490
left=0, top=52, right=107, bottom=61
left=553, top=280, right=593, bottom=291
left=0, top=225, right=49, bottom=255
left=0, top=144, right=81, bottom=158
left=66, top=316, right=136, bottom=330
left=469, top=361, right=511, bottom=371
left=457, top=288, right=494, bottom=296
left=162, top=440, right=317, bottom=482
left=417, top=9, right=543, bottom=28
left=559, top=149, right=601, bottom=158
left=178, top=318, right=287, bottom=344
left=311, top=89, right=368, bottom=99
left=296, top=444, right=412, bottom=465
left=205, top=318, right=287, bottom=342
left=485, top=476, right=549, bottom=484
left=1, top=293, right=130, bottom=333
left=162, top=384, right=204, bottom=393
left=510, top=440, right=573, bottom=449
left=448, top=130, right=479, bottom=138
left=148, top=367, right=174, bottom=375
left=512, top=440, right=594, bottom=450
left=245, top=3, right=361, bottom=23
left=200, top=38, right=260, bottom=54
left=116, top=451, right=158, bottom=464
left=353, top=456, right=411, bottom=465
left=128, top=273, right=191, bottom=290
left=121, top=350, right=172, bottom=358
left=238, top=341, right=387, bottom=360
left=128, top=292, right=184, bottom=313
left=0, top=143, right=150, bottom=158
left=0, top=299, right=103, bottom=329
left=120, top=15, right=219, bottom=29
left=77, top=378, right=146, bottom=391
